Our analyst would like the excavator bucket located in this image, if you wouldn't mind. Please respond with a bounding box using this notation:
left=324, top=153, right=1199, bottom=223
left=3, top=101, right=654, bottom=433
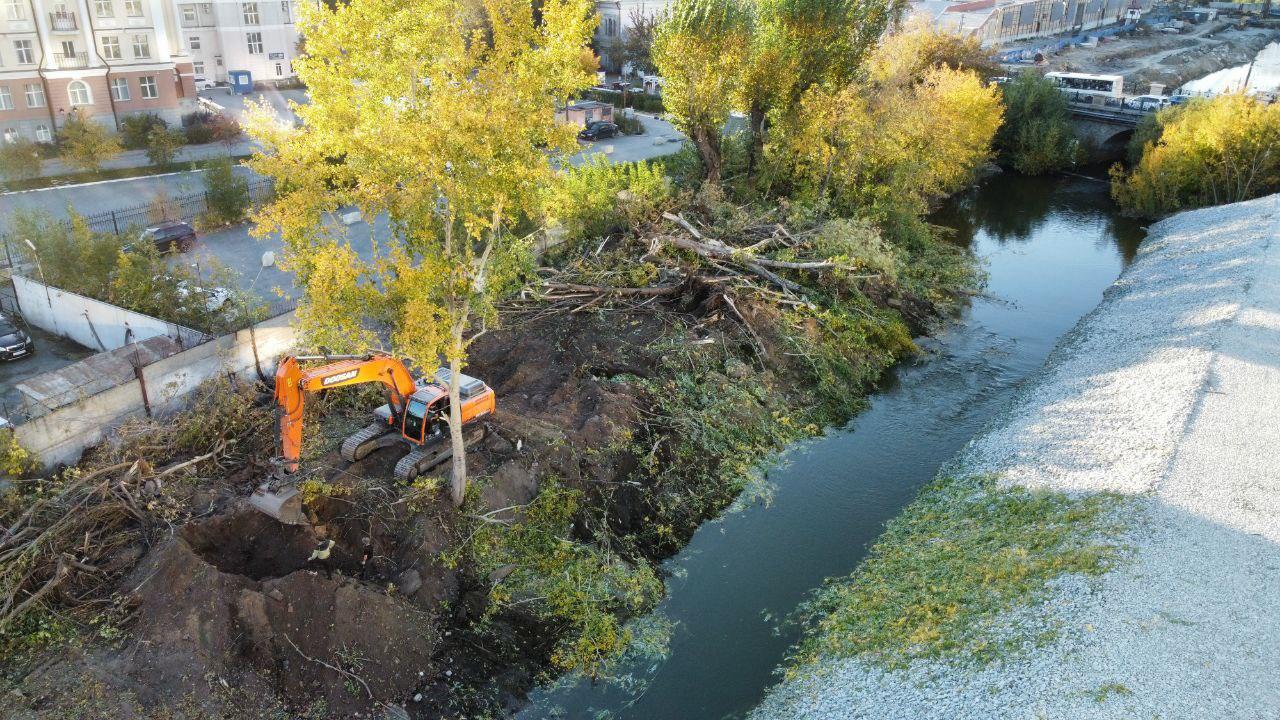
left=248, top=483, right=309, bottom=525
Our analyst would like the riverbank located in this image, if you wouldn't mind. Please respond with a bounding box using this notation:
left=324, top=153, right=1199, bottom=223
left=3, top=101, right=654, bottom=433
left=753, top=195, right=1280, bottom=719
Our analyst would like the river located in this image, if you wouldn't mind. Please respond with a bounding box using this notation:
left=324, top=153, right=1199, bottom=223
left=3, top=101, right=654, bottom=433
left=518, top=170, right=1145, bottom=720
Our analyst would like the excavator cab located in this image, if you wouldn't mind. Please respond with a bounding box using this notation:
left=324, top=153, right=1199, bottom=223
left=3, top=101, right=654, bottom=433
left=401, top=395, right=447, bottom=444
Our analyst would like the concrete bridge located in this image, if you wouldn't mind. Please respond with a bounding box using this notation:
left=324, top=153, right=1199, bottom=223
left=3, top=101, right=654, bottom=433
left=1067, top=102, right=1154, bottom=160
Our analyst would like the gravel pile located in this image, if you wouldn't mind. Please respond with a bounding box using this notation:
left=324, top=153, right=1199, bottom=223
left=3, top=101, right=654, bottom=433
left=752, top=196, right=1280, bottom=720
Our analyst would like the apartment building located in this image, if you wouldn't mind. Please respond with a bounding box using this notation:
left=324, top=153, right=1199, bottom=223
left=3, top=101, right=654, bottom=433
left=912, top=0, right=1152, bottom=45
left=178, top=1, right=302, bottom=86
left=0, top=0, right=199, bottom=143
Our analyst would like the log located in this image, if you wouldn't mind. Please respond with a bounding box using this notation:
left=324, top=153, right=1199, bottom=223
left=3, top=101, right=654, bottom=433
left=542, top=281, right=684, bottom=297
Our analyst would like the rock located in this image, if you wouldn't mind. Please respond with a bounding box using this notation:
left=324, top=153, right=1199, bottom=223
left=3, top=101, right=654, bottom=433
left=396, top=569, right=423, bottom=597
left=267, top=588, right=285, bottom=602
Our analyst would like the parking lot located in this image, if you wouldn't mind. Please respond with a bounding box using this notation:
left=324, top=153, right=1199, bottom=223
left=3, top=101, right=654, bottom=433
left=0, top=324, right=93, bottom=421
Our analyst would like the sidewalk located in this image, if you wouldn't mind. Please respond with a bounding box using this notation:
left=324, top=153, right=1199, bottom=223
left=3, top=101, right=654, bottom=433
left=34, top=139, right=252, bottom=178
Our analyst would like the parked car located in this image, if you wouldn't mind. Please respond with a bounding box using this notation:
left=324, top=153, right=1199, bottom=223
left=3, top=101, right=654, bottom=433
left=1169, top=94, right=1194, bottom=105
left=139, top=221, right=198, bottom=254
left=173, top=279, right=233, bottom=312
left=578, top=121, right=619, bottom=141
left=1125, top=95, right=1171, bottom=111
left=0, top=313, right=34, bottom=361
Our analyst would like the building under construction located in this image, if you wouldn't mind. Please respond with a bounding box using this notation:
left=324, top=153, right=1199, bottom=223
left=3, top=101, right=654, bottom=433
left=911, top=0, right=1151, bottom=45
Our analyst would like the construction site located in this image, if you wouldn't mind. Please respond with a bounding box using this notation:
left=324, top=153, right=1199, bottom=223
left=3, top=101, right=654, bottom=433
left=0, top=189, right=959, bottom=718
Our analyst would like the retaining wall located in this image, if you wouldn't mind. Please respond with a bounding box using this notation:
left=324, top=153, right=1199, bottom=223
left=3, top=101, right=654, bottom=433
left=12, top=274, right=208, bottom=351
left=13, top=310, right=296, bottom=468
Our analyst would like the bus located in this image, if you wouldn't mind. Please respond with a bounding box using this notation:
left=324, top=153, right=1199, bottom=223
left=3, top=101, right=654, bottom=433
left=1044, top=72, right=1125, bottom=103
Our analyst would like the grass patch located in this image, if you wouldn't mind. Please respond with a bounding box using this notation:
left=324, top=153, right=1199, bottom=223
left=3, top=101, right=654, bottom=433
left=0, top=154, right=251, bottom=193
left=1091, top=682, right=1134, bottom=703
left=790, top=474, right=1128, bottom=671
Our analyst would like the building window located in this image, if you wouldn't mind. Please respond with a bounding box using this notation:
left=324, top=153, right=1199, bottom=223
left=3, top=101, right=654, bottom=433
left=0, top=87, right=11, bottom=111
left=35, top=124, right=51, bottom=142
left=25, top=83, right=45, bottom=108
left=101, top=35, right=121, bottom=59
left=182, top=5, right=196, bottom=22
left=189, top=35, right=200, bottom=50
left=60, top=40, right=75, bottom=57
left=603, top=17, right=617, bottom=37
left=14, top=40, right=34, bottom=65
left=193, top=60, right=205, bottom=75
left=139, top=75, right=157, bottom=99
left=124, top=0, right=142, bottom=16
left=275, top=62, right=282, bottom=76
left=68, top=80, right=91, bottom=106
left=110, top=77, right=129, bottom=100
left=215, top=55, right=223, bottom=66
left=132, top=34, right=150, bottom=58
left=242, top=2, right=259, bottom=24
left=95, top=0, right=112, bottom=17
left=200, top=2, right=210, bottom=10
left=281, top=1, right=290, bottom=21
left=2, top=129, right=17, bottom=144
left=246, top=32, right=263, bottom=54
left=5, top=0, right=23, bottom=21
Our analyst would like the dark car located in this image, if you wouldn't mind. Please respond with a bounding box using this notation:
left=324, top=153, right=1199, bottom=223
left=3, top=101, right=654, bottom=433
left=0, top=313, right=34, bottom=361
left=139, top=221, right=197, bottom=253
left=578, top=121, right=619, bottom=141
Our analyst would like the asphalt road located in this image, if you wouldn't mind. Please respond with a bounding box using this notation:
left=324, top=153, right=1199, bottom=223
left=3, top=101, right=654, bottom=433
left=0, top=323, right=93, bottom=421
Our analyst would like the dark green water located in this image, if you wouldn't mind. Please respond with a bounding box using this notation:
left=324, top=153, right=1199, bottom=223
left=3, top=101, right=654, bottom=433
left=520, top=171, right=1144, bottom=720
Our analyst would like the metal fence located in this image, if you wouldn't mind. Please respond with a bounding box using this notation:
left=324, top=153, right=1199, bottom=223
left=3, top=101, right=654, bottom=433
left=78, top=179, right=274, bottom=236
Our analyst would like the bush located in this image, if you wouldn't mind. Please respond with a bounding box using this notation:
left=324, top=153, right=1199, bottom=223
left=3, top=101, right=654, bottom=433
left=994, top=73, right=1079, bottom=175
left=0, top=139, right=42, bottom=182
left=145, top=127, right=186, bottom=166
left=182, top=111, right=242, bottom=145
left=1110, top=95, right=1280, bottom=217
left=542, top=155, right=671, bottom=242
left=202, top=156, right=251, bottom=225
left=120, top=113, right=169, bottom=150
left=584, top=88, right=665, bottom=114
left=57, top=110, right=122, bottom=172
left=615, top=113, right=645, bottom=135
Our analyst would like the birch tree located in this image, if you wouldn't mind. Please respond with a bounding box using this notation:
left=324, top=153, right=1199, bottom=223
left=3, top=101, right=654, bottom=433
left=248, top=0, right=596, bottom=505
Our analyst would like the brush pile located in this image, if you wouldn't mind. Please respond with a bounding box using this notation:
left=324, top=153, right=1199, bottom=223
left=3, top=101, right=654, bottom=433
left=0, top=378, right=272, bottom=650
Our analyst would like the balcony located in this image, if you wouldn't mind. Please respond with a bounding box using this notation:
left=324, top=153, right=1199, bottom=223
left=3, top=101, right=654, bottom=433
left=48, top=11, right=77, bottom=31
left=53, top=52, right=89, bottom=69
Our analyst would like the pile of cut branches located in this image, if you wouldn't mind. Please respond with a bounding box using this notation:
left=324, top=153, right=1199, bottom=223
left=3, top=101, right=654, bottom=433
left=0, top=378, right=272, bottom=651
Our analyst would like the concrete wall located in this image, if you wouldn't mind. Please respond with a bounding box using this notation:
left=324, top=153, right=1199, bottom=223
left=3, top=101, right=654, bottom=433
left=13, top=309, right=296, bottom=468
left=12, top=274, right=208, bottom=351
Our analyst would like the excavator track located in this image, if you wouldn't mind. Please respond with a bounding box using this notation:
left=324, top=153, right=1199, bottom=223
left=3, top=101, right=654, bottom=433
left=340, top=422, right=396, bottom=463
left=393, top=424, right=486, bottom=483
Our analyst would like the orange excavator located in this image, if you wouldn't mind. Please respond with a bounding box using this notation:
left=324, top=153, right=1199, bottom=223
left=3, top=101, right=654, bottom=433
left=249, top=353, right=495, bottom=524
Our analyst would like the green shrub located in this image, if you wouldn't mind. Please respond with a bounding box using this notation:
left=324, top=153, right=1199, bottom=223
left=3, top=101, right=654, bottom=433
left=1111, top=94, right=1280, bottom=217
left=57, top=110, right=122, bottom=172
left=182, top=111, right=242, bottom=145
left=0, top=139, right=42, bottom=182
left=543, top=156, right=671, bottom=242
left=0, top=429, right=39, bottom=479
left=144, top=127, right=186, bottom=166
left=202, top=156, right=251, bottom=225
left=119, top=113, right=169, bottom=149
left=464, top=482, right=663, bottom=679
left=995, top=73, right=1079, bottom=175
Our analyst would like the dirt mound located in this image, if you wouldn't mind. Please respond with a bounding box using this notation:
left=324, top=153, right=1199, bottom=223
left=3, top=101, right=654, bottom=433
left=122, top=504, right=439, bottom=715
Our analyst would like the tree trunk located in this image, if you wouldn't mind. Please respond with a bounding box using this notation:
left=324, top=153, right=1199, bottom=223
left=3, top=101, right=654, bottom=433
left=447, top=351, right=467, bottom=507
left=692, top=127, right=722, bottom=184
left=747, top=105, right=766, bottom=175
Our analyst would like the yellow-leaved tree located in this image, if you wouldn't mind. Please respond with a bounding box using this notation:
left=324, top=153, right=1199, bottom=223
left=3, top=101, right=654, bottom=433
left=248, top=0, right=596, bottom=505
left=652, top=0, right=750, bottom=183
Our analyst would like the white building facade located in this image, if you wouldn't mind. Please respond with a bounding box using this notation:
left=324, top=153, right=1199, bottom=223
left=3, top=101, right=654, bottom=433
left=177, top=0, right=302, bottom=86
left=593, top=0, right=672, bottom=73
left=0, top=0, right=199, bottom=142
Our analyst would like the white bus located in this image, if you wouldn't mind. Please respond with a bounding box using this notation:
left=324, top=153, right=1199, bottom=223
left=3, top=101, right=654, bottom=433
left=1045, top=72, right=1125, bottom=100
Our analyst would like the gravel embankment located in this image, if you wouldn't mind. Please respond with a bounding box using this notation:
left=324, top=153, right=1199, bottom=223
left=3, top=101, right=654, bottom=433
left=752, top=195, right=1280, bottom=719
